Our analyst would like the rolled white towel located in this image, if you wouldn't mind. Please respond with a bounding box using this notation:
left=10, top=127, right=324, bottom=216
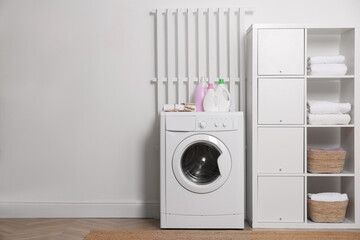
left=308, top=114, right=351, bottom=125
left=308, top=100, right=351, bottom=114
left=174, top=104, right=185, bottom=111
left=308, top=192, right=348, bottom=202
left=163, top=104, right=185, bottom=112
left=308, top=55, right=345, bottom=64
left=163, top=104, right=174, bottom=111
left=309, top=63, right=347, bottom=76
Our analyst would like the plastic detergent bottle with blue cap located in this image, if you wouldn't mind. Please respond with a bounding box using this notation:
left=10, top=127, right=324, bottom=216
left=215, top=79, right=231, bottom=112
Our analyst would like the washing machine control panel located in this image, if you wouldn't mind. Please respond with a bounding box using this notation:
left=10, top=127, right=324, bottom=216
left=196, top=115, right=237, bottom=131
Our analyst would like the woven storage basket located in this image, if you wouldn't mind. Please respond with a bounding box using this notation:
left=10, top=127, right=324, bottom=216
left=308, top=198, right=348, bottom=223
left=307, top=149, right=346, bottom=173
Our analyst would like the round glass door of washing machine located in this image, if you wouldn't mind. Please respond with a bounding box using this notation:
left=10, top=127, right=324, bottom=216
left=172, top=134, right=232, bottom=194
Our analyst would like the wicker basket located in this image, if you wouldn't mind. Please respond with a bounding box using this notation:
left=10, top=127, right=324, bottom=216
left=307, top=149, right=346, bottom=173
left=308, top=198, right=348, bottom=223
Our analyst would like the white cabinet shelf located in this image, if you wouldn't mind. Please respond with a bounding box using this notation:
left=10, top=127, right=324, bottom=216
left=306, top=125, right=355, bottom=128
left=307, top=75, right=354, bottom=79
left=246, top=24, right=359, bottom=229
left=306, top=171, right=355, bottom=177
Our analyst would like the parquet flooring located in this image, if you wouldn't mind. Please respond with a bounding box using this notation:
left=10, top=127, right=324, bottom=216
left=0, top=218, right=159, bottom=240
left=0, top=219, right=359, bottom=240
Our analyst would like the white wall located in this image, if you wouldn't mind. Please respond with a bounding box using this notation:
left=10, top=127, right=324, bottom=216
left=0, top=0, right=359, bottom=217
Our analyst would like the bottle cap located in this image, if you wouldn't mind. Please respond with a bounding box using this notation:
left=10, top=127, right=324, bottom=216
left=219, top=79, right=224, bottom=84
left=208, top=83, right=214, bottom=89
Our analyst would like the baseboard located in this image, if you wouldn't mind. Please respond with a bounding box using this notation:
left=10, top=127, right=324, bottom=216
left=0, top=202, right=160, bottom=218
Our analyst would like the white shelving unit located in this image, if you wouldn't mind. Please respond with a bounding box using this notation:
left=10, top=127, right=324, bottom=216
left=246, top=24, right=359, bottom=229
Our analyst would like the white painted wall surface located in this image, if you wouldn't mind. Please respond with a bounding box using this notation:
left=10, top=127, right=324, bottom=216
left=0, top=0, right=359, bottom=217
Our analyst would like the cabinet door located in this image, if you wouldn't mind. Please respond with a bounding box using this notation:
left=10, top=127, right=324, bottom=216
left=258, top=78, right=304, bottom=124
left=258, top=128, right=304, bottom=173
left=258, top=177, right=304, bottom=223
left=258, top=29, right=305, bottom=75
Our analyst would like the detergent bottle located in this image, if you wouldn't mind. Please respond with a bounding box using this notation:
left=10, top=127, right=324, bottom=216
left=195, top=77, right=208, bottom=112
left=203, top=83, right=218, bottom=112
left=215, top=79, right=231, bottom=112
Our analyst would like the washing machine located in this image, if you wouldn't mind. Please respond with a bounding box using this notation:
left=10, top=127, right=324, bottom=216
left=160, top=112, right=244, bottom=229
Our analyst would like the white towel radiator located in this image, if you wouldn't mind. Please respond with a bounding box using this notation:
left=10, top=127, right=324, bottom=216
left=151, top=8, right=252, bottom=113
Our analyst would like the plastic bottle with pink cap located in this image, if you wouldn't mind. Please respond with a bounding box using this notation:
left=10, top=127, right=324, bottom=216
left=203, top=82, right=218, bottom=112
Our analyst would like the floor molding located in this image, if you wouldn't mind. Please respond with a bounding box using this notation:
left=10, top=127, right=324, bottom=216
left=0, top=202, right=160, bottom=218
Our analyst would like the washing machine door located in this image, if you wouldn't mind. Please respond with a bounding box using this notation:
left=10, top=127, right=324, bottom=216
left=172, top=134, right=231, bottom=194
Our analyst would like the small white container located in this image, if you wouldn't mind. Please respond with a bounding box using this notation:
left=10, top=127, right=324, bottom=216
left=203, top=83, right=218, bottom=112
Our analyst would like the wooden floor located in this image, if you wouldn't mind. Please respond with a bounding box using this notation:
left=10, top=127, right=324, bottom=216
left=0, top=218, right=159, bottom=240
left=0, top=218, right=359, bottom=240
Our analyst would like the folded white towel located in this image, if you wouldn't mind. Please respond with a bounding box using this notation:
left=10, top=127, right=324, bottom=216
left=308, top=192, right=348, bottom=202
left=308, top=114, right=351, bottom=125
left=308, top=55, right=345, bottom=64
left=309, top=63, right=347, bottom=76
left=308, top=100, right=351, bottom=114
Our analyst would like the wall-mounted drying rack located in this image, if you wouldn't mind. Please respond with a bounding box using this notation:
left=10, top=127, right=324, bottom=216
left=151, top=8, right=254, bottom=114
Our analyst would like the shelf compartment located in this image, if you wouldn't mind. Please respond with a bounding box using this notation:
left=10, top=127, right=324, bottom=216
left=307, top=78, right=354, bottom=125
left=307, top=176, right=355, bottom=224
left=307, top=127, right=354, bottom=174
left=307, top=28, right=355, bottom=76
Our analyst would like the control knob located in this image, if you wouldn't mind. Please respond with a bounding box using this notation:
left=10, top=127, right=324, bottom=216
left=200, top=121, right=207, bottom=129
